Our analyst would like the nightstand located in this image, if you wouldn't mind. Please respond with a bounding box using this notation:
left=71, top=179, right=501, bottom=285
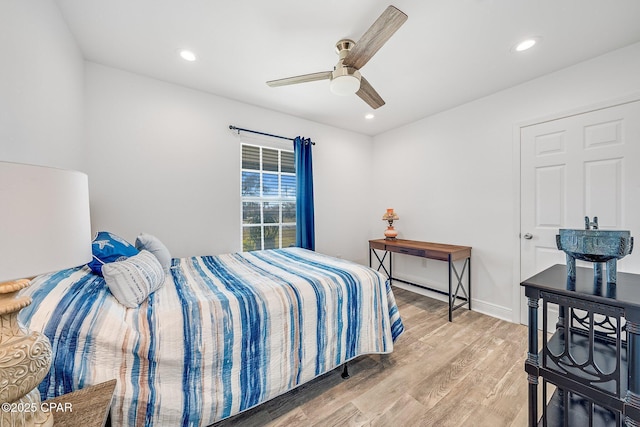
left=42, top=379, right=116, bottom=427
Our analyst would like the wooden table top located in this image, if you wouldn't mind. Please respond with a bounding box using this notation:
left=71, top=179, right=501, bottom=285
left=369, top=238, right=472, bottom=262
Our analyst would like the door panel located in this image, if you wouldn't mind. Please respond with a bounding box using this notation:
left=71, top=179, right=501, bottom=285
left=535, top=165, right=564, bottom=227
left=584, top=158, right=622, bottom=226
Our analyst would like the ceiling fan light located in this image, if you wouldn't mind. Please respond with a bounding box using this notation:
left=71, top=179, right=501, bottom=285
left=330, top=75, right=361, bottom=96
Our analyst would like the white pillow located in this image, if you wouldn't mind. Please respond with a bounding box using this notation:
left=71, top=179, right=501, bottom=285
left=102, top=250, right=165, bottom=308
left=135, top=233, right=172, bottom=273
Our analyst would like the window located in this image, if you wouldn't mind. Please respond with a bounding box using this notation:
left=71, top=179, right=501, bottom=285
left=241, top=144, right=296, bottom=251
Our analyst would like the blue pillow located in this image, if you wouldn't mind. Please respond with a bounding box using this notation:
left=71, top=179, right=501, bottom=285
left=88, top=231, right=139, bottom=276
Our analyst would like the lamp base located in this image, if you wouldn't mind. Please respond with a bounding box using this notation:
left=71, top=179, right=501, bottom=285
left=384, top=226, right=398, bottom=240
left=0, top=280, right=53, bottom=427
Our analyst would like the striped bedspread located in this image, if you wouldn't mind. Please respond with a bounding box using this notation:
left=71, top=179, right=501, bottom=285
left=19, top=248, right=403, bottom=426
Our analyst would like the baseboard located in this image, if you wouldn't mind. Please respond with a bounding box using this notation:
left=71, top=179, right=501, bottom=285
left=469, top=298, right=513, bottom=322
left=392, top=281, right=513, bottom=323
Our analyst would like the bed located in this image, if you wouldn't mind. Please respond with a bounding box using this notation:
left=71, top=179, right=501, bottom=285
left=19, top=246, right=403, bottom=426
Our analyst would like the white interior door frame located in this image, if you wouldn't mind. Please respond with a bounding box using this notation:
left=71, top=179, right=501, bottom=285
left=511, top=91, right=640, bottom=324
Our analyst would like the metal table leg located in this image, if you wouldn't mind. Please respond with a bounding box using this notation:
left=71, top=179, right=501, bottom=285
left=449, top=256, right=471, bottom=321
left=448, top=255, right=452, bottom=322
left=370, top=248, right=391, bottom=280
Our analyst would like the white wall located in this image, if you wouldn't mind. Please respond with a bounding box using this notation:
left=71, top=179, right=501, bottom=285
left=372, top=42, right=640, bottom=322
left=85, top=63, right=374, bottom=261
left=0, top=0, right=84, bottom=170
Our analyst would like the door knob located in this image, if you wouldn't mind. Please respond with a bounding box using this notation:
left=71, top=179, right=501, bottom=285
left=523, top=233, right=533, bottom=240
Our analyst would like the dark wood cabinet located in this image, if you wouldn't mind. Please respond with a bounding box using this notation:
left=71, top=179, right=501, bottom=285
left=521, top=265, right=640, bottom=426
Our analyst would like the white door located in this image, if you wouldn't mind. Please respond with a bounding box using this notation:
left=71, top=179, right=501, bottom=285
left=520, top=100, right=640, bottom=324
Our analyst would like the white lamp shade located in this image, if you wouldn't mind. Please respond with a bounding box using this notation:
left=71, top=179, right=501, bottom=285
left=330, top=75, right=361, bottom=96
left=0, top=162, right=92, bottom=282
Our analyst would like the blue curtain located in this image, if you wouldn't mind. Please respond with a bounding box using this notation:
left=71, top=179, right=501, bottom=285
left=294, top=136, right=315, bottom=250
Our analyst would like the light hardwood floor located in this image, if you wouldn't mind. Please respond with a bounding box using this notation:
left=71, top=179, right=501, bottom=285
left=212, top=287, right=530, bottom=427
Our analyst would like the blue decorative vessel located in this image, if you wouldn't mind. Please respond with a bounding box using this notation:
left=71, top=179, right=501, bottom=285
left=556, top=217, right=633, bottom=284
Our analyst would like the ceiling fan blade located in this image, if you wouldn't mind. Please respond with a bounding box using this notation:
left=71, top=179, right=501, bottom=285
left=356, top=77, right=385, bottom=109
left=266, top=71, right=332, bottom=87
left=343, top=5, right=408, bottom=70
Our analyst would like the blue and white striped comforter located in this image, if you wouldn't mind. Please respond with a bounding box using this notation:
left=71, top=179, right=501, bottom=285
left=19, top=248, right=403, bottom=426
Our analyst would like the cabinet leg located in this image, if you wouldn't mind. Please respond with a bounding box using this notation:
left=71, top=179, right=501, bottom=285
left=526, top=295, right=540, bottom=427
left=626, top=319, right=640, bottom=426
left=528, top=374, right=538, bottom=426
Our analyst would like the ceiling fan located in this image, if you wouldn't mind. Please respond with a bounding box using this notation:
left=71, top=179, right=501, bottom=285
left=266, top=5, right=408, bottom=110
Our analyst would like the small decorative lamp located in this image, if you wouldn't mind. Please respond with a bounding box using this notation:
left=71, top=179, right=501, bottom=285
left=0, top=162, right=92, bottom=427
left=382, top=208, right=399, bottom=240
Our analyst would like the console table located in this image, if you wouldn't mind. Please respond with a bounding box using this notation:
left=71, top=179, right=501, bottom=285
left=369, top=238, right=471, bottom=321
left=522, top=264, right=640, bottom=426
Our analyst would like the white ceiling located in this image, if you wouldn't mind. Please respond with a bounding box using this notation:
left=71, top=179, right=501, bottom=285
left=55, top=0, right=640, bottom=136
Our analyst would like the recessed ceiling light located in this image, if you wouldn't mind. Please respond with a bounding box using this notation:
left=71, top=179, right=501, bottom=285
left=512, top=37, right=541, bottom=53
left=365, top=113, right=375, bottom=120
left=179, top=49, right=197, bottom=61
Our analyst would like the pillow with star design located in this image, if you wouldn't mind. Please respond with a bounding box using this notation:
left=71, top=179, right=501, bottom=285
left=88, top=231, right=139, bottom=276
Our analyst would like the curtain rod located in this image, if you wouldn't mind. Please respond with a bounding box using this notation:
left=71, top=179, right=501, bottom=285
left=229, top=125, right=315, bottom=145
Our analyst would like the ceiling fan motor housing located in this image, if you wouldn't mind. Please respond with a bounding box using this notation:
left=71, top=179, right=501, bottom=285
left=331, top=65, right=361, bottom=81
left=330, top=39, right=361, bottom=95
left=335, top=39, right=356, bottom=58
